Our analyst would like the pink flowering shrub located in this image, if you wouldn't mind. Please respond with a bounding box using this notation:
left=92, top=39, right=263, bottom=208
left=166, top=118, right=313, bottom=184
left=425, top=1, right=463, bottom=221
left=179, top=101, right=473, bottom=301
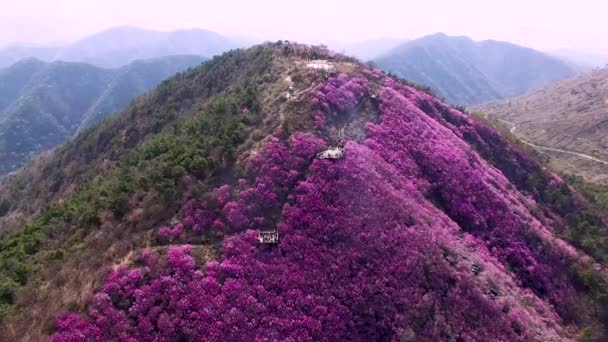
left=312, top=110, right=326, bottom=128
left=156, top=223, right=183, bottom=242
left=215, top=184, right=232, bottom=206
left=365, top=80, right=577, bottom=313
left=217, top=132, right=325, bottom=232
left=158, top=133, right=326, bottom=239
left=53, top=145, right=531, bottom=341
left=312, top=73, right=368, bottom=115
left=361, top=67, right=384, bottom=81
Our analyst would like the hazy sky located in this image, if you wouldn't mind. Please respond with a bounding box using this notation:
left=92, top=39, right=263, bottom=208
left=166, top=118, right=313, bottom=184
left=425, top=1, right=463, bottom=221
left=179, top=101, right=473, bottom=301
left=1, top=0, right=607, bottom=54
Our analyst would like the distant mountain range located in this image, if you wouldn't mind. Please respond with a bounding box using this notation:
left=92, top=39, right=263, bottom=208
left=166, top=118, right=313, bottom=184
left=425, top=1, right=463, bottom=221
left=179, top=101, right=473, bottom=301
left=1, top=43, right=606, bottom=341
left=0, top=55, right=205, bottom=174
left=374, top=33, right=578, bottom=105
left=473, top=68, right=608, bottom=184
left=0, top=26, right=242, bottom=68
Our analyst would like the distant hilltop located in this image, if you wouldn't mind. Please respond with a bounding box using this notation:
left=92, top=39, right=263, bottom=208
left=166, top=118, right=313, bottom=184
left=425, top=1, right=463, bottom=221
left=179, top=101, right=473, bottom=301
left=0, top=26, right=244, bottom=68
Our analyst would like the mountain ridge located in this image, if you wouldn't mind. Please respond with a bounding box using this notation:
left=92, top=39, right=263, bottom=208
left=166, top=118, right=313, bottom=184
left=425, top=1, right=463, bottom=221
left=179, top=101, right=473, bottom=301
left=0, top=43, right=605, bottom=341
left=375, top=33, right=578, bottom=105
left=0, top=55, right=206, bottom=174
left=0, top=27, right=240, bottom=68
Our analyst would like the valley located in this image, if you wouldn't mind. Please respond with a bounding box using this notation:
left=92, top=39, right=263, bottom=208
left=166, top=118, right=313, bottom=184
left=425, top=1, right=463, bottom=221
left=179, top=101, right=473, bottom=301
left=498, top=118, right=608, bottom=167
left=475, top=68, right=608, bottom=184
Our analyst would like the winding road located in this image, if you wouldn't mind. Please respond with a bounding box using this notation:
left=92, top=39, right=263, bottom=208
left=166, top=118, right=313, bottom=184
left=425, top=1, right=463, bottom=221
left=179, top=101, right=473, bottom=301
left=495, top=118, right=608, bottom=166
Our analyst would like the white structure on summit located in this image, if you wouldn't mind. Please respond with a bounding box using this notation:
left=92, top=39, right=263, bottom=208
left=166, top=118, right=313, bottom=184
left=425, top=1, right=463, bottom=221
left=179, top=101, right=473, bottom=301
left=317, top=146, right=345, bottom=160
left=258, top=230, right=279, bottom=244
left=307, top=60, right=334, bottom=70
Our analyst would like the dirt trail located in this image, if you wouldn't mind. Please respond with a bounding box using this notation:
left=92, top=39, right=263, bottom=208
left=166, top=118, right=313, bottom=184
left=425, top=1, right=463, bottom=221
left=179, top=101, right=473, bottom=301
left=496, top=118, right=608, bottom=166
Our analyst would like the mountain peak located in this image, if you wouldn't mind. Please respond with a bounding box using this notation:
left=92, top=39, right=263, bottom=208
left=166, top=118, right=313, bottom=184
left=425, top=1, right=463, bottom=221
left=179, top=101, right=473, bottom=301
left=5, top=56, right=45, bottom=67
left=0, top=42, right=605, bottom=341
left=375, top=35, right=577, bottom=105
left=419, top=32, right=473, bottom=43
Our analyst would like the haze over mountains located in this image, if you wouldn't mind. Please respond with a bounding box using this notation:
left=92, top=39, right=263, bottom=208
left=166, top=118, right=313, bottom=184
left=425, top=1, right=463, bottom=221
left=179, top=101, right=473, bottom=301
left=0, top=42, right=606, bottom=341
left=0, top=55, right=205, bottom=174
left=552, top=49, right=608, bottom=69
left=1, top=28, right=590, bottom=110
left=474, top=68, right=608, bottom=184
left=0, top=21, right=606, bottom=341
left=328, top=38, right=406, bottom=60
left=0, top=26, right=243, bottom=68
left=375, top=33, right=578, bottom=105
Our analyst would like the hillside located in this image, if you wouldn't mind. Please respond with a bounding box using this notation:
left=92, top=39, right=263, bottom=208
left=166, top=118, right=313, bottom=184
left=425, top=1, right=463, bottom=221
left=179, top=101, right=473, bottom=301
left=0, top=55, right=205, bottom=174
left=0, top=27, right=241, bottom=68
left=78, top=55, right=208, bottom=131
left=374, top=33, right=577, bottom=105
left=473, top=68, right=608, bottom=185
left=0, top=43, right=606, bottom=341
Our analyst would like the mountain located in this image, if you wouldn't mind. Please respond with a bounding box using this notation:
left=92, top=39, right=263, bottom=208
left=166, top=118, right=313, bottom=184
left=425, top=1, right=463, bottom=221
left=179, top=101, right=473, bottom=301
left=0, top=26, right=242, bottom=68
left=374, top=33, right=578, bottom=105
left=0, top=43, right=606, bottom=341
left=0, top=55, right=205, bottom=174
left=473, top=68, right=608, bottom=184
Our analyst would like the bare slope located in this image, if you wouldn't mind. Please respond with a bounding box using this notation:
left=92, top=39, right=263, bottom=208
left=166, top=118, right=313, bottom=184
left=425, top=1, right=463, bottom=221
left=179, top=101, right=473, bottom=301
left=474, top=68, right=608, bottom=184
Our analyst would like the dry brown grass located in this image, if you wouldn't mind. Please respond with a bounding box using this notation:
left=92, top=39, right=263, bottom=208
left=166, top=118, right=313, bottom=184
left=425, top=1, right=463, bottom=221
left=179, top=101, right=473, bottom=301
left=473, top=68, right=608, bottom=184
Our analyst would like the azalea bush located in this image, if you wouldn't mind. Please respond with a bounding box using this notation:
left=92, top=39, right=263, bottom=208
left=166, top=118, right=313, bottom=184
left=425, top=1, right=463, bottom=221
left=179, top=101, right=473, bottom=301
left=54, top=143, right=529, bottom=341
left=365, top=80, right=577, bottom=312
left=170, top=132, right=326, bottom=240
